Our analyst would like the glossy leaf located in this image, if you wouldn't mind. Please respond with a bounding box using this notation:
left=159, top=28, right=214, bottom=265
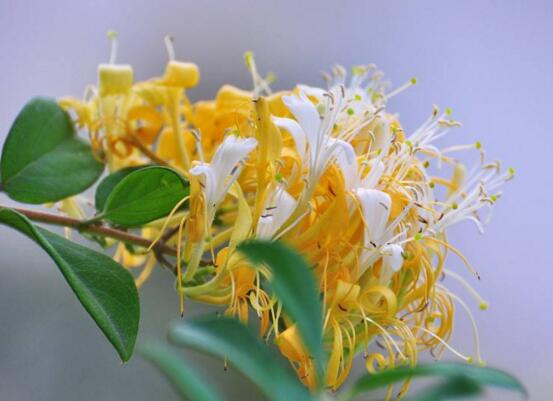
left=345, top=362, right=527, bottom=400
left=168, top=316, right=313, bottom=401
left=101, top=166, right=189, bottom=227
left=95, top=166, right=146, bottom=211
left=0, top=208, right=139, bottom=361
left=138, top=342, right=225, bottom=401
left=237, top=240, right=325, bottom=379
left=0, top=97, right=103, bottom=203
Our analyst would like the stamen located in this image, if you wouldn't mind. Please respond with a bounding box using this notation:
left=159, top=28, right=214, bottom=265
left=385, top=77, right=417, bottom=99
left=443, top=269, right=488, bottom=309
left=164, top=35, right=176, bottom=61
left=439, top=285, right=483, bottom=364
left=146, top=195, right=190, bottom=252
left=415, top=326, right=472, bottom=362
left=107, top=30, right=118, bottom=64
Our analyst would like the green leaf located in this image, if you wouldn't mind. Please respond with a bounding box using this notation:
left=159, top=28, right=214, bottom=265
left=345, top=362, right=527, bottom=400
left=0, top=208, right=139, bottom=361
left=138, top=342, right=225, bottom=401
left=0, top=97, right=103, bottom=204
left=100, top=166, right=189, bottom=227
left=168, top=316, right=313, bottom=401
left=237, top=240, right=325, bottom=381
left=95, top=166, right=146, bottom=211
left=404, top=376, right=482, bottom=401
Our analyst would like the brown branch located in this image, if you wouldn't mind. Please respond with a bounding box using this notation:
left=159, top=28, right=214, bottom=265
left=127, top=133, right=171, bottom=167
left=1, top=205, right=178, bottom=256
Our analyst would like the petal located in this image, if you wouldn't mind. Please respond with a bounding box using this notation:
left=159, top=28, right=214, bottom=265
left=282, top=92, right=321, bottom=151
left=189, top=163, right=217, bottom=205
left=297, top=84, right=326, bottom=102
left=272, top=116, right=307, bottom=164
left=328, top=138, right=358, bottom=190
left=354, top=188, right=391, bottom=243
left=361, top=159, right=385, bottom=189
left=211, top=135, right=258, bottom=177
left=257, top=187, right=297, bottom=239
left=381, top=244, right=404, bottom=272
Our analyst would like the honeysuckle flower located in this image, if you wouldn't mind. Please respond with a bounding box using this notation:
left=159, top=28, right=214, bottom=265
left=274, top=87, right=360, bottom=191
left=189, top=135, right=257, bottom=217
left=56, top=43, right=513, bottom=395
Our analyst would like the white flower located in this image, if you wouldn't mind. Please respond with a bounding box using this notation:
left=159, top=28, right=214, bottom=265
left=354, top=188, right=405, bottom=276
left=256, top=186, right=297, bottom=239
left=272, top=87, right=358, bottom=189
left=190, top=135, right=257, bottom=216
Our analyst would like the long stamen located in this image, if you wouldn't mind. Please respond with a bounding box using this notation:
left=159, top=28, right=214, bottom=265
left=147, top=195, right=190, bottom=252
left=107, top=30, right=118, bottom=64
left=444, top=269, right=488, bottom=309
left=164, top=34, right=176, bottom=61
left=176, top=214, right=187, bottom=316
left=415, top=326, right=472, bottom=362
left=438, top=285, right=483, bottom=364
left=385, top=77, right=417, bottom=100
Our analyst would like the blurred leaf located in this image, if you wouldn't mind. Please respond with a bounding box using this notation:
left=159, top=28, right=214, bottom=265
left=168, top=316, right=313, bottom=401
left=345, top=362, right=527, bottom=400
left=404, top=376, right=482, bottom=401
left=101, top=166, right=189, bottom=227
left=237, top=240, right=325, bottom=381
left=0, top=97, right=103, bottom=203
left=0, top=208, right=139, bottom=362
left=138, top=342, right=225, bottom=401
left=95, top=165, right=146, bottom=211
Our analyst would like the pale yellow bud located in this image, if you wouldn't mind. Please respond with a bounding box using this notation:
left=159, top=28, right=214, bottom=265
left=98, top=64, right=133, bottom=96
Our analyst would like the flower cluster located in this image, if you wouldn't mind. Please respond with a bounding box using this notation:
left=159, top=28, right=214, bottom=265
left=60, top=34, right=512, bottom=392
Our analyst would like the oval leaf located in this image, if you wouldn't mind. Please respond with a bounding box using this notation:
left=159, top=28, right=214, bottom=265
left=345, top=362, right=527, bottom=400
left=101, top=166, right=189, bottom=227
left=138, top=342, right=225, bottom=401
left=168, top=316, right=313, bottom=401
left=0, top=208, right=139, bottom=361
left=95, top=166, right=147, bottom=211
left=0, top=97, right=103, bottom=203
left=237, top=240, right=325, bottom=381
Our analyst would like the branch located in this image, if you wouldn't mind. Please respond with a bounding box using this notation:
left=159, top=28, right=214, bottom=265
left=1, top=204, right=178, bottom=256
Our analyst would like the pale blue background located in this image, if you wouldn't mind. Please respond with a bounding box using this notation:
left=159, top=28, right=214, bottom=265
left=0, top=1, right=551, bottom=400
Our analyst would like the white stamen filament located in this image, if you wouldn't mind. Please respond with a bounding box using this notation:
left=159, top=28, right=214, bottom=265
left=165, top=35, right=176, bottom=61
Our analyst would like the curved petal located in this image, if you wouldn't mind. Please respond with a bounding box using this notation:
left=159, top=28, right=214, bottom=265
left=282, top=92, right=321, bottom=152
left=272, top=116, right=307, bottom=165
left=382, top=244, right=404, bottom=273
left=354, top=188, right=391, bottom=244
left=328, top=138, right=358, bottom=191
left=257, top=187, right=297, bottom=239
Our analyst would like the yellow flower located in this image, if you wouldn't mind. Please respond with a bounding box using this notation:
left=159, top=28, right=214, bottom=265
left=61, top=44, right=513, bottom=393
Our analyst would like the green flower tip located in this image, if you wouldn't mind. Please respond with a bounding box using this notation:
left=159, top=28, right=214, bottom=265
left=351, top=65, right=365, bottom=76
left=410, top=77, right=418, bottom=85
left=107, top=30, right=118, bottom=40
left=244, top=51, right=254, bottom=69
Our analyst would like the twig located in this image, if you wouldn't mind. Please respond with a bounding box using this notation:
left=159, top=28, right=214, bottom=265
left=1, top=204, right=178, bottom=256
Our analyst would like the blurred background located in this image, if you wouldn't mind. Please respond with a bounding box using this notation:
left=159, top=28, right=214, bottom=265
left=0, top=1, right=551, bottom=400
